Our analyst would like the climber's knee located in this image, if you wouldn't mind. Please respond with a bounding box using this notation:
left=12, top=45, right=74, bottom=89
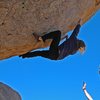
left=56, top=30, right=61, bottom=35
left=53, top=30, right=61, bottom=38
left=56, top=30, right=61, bottom=40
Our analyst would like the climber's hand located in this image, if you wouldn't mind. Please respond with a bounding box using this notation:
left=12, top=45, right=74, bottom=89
left=78, top=19, right=82, bottom=24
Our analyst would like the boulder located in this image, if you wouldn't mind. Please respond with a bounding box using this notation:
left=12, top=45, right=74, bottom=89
left=0, top=0, right=100, bottom=60
left=0, top=82, right=21, bottom=100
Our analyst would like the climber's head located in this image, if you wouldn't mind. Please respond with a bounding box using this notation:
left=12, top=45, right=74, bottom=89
left=77, top=40, right=86, bottom=54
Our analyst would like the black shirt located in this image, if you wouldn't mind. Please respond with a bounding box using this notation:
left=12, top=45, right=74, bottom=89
left=57, top=24, right=81, bottom=60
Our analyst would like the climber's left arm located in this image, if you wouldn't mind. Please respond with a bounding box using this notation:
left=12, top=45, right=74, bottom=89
left=61, top=35, right=68, bottom=40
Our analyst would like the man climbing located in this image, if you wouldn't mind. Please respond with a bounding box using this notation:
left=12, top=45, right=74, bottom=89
left=19, top=19, right=86, bottom=60
left=83, top=82, right=93, bottom=100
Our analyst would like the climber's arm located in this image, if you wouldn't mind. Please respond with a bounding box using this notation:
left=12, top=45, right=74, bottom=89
left=83, top=89, right=93, bottom=100
left=83, top=82, right=93, bottom=100
left=70, top=19, right=81, bottom=38
left=72, top=24, right=81, bottom=36
left=61, top=35, right=68, bottom=40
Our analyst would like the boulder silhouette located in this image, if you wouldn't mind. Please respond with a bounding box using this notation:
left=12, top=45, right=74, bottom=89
left=0, top=0, right=100, bottom=60
left=0, top=82, right=21, bottom=100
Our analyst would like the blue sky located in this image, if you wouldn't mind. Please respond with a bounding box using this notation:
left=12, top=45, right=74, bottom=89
left=0, top=10, right=100, bottom=100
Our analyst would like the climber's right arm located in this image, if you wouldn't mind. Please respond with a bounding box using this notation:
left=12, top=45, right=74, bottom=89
left=70, top=24, right=81, bottom=37
left=70, top=19, right=82, bottom=38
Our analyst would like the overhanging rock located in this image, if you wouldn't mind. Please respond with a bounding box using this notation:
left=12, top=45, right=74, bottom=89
left=0, top=0, right=100, bottom=60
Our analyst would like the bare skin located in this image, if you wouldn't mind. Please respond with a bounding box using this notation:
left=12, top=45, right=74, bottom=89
left=83, top=82, right=93, bottom=100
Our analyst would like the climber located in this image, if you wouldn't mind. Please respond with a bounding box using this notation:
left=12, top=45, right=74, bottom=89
left=19, top=19, right=86, bottom=60
left=82, top=82, right=93, bottom=100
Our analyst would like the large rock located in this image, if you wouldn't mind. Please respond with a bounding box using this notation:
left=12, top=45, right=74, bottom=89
left=0, top=82, right=21, bottom=100
left=0, top=0, right=100, bottom=60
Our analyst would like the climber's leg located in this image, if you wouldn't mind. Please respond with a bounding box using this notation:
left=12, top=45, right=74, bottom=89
left=19, top=32, right=61, bottom=59
left=41, top=30, right=61, bottom=41
left=42, top=30, right=61, bottom=51
left=82, top=82, right=93, bottom=100
left=19, top=50, right=58, bottom=60
left=20, top=30, right=61, bottom=60
left=41, top=30, right=61, bottom=59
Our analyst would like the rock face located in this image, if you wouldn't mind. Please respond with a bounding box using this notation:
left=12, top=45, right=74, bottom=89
left=0, top=82, right=21, bottom=100
left=0, top=0, right=100, bottom=60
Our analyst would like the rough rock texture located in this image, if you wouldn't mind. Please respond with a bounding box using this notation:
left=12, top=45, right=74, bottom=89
left=0, top=82, right=21, bottom=100
left=0, top=0, right=100, bottom=60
